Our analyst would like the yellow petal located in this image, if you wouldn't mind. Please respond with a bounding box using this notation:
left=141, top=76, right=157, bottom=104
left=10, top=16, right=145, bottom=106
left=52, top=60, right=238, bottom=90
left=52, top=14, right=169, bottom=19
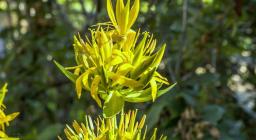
left=75, top=74, right=84, bottom=99
left=144, top=34, right=154, bottom=54
left=0, top=83, right=8, bottom=106
left=116, top=0, right=125, bottom=30
left=155, top=72, right=169, bottom=81
left=101, top=30, right=112, bottom=60
left=91, top=75, right=102, bottom=107
left=139, top=67, right=156, bottom=88
left=145, top=39, right=157, bottom=55
left=82, top=67, right=96, bottom=90
left=154, top=72, right=169, bottom=85
left=112, top=49, right=126, bottom=60
left=82, top=55, right=89, bottom=68
left=108, top=72, right=143, bottom=88
left=150, top=78, right=157, bottom=101
left=73, top=35, right=83, bottom=64
left=0, top=112, right=19, bottom=124
left=130, top=29, right=141, bottom=50
left=133, top=33, right=148, bottom=66
left=106, top=0, right=117, bottom=26
left=0, top=130, right=8, bottom=138
left=117, top=63, right=134, bottom=75
left=151, top=44, right=166, bottom=68
left=96, top=29, right=112, bottom=60
left=138, top=115, right=146, bottom=129
left=74, top=68, right=80, bottom=75
left=154, top=76, right=169, bottom=85
left=123, top=30, right=136, bottom=51
left=110, top=56, right=123, bottom=66
left=64, top=65, right=83, bottom=70
left=127, top=0, right=140, bottom=29
left=120, top=0, right=130, bottom=34
left=77, top=34, right=91, bottom=55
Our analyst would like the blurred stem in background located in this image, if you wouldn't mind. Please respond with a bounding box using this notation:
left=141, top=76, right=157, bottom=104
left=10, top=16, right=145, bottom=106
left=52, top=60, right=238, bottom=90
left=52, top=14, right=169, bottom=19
left=175, top=0, right=188, bottom=81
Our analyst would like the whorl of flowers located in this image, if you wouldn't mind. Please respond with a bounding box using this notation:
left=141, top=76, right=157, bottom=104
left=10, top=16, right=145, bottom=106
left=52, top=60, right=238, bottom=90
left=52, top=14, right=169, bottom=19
left=58, top=110, right=167, bottom=140
left=55, top=0, right=175, bottom=117
left=0, top=83, right=19, bottom=139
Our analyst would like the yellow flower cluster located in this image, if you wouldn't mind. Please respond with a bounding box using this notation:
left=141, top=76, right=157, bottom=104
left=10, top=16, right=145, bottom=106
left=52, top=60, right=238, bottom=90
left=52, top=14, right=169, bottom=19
left=0, top=83, right=19, bottom=139
left=59, top=110, right=167, bottom=140
left=55, top=0, right=175, bottom=117
left=56, top=0, right=176, bottom=139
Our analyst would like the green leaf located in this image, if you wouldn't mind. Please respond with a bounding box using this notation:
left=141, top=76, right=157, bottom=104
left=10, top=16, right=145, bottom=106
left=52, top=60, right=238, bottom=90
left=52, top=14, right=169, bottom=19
left=146, top=100, right=169, bottom=130
left=202, top=105, right=225, bottom=124
left=181, top=93, right=196, bottom=106
left=124, top=83, right=177, bottom=102
left=103, top=91, right=124, bottom=118
left=54, top=60, right=78, bottom=83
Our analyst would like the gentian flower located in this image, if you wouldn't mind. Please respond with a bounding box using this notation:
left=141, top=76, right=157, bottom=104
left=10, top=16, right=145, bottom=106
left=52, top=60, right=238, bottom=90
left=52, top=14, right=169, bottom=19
left=55, top=0, right=176, bottom=117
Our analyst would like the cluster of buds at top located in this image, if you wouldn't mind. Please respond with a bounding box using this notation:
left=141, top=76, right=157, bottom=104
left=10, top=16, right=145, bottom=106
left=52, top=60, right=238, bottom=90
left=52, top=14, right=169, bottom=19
left=55, top=0, right=175, bottom=117
left=0, top=83, right=19, bottom=139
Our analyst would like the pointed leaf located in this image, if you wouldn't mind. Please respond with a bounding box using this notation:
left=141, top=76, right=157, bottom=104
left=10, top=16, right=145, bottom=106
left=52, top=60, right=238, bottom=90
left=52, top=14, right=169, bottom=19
left=54, top=60, right=78, bottom=83
left=124, top=83, right=177, bottom=102
left=103, top=91, right=124, bottom=118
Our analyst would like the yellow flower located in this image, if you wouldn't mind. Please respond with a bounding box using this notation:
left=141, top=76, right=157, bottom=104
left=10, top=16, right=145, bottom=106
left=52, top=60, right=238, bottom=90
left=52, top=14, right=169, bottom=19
left=0, top=83, right=19, bottom=139
left=58, top=110, right=167, bottom=140
left=54, top=0, right=176, bottom=117
left=106, top=0, right=139, bottom=35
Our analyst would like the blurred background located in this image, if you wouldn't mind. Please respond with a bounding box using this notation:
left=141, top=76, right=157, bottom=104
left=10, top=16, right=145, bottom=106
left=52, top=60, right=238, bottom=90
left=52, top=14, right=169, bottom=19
left=0, top=0, right=256, bottom=139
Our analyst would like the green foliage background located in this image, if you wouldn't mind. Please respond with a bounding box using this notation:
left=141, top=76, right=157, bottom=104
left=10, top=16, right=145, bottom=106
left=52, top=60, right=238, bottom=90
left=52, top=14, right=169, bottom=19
left=0, top=0, right=255, bottom=139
